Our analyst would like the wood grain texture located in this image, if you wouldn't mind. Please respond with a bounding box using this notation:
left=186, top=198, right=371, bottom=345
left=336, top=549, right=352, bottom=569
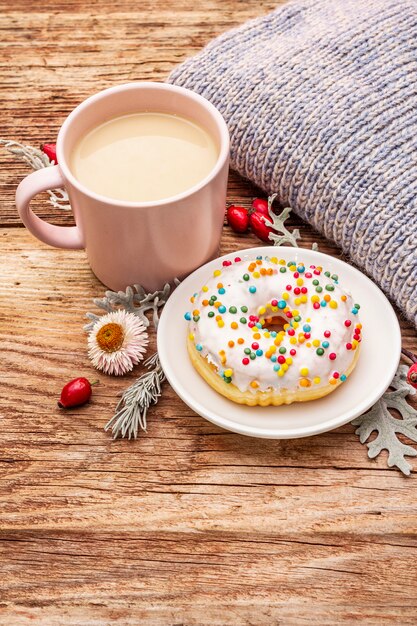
left=1, top=1, right=417, bottom=624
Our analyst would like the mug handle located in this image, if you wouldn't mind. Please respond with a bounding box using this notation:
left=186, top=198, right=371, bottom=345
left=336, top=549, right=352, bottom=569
left=15, top=165, right=84, bottom=249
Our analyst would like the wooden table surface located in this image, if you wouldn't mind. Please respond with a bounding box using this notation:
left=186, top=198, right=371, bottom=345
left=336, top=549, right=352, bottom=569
left=1, top=1, right=417, bottom=624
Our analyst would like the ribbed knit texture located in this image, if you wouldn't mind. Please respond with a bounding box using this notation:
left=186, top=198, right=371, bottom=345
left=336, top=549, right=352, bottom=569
left=168, top=0, right=417, bottom=327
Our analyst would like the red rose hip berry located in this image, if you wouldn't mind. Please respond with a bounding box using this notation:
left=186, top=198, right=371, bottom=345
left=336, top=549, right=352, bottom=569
left=249, top=211, right=273, bottom=242
left=407, top=363, right=417, bottom=389
left=41, top=143, right=58, bottom=164
left=251, top=197, right=269, bottom=216
left=227, top=205, right=250, bottom=233
left=58, top=377, right=97, bottom=409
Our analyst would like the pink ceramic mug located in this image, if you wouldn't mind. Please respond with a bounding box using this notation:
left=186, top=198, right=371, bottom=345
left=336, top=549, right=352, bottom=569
left=15, top=82, right=230, bottom=291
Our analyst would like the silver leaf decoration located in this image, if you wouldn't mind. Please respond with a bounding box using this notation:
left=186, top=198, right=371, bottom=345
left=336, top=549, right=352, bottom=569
left=266, top=194, right=301, bottom=247
left=0, top=139, right=71, bottom=211
left=351, top=364, right=417, bottom=475
left=84, top=281, right=179, bottom=333
left=105, top=352, right=165, bottom=440
left=86, top=281, right=178, bottom=439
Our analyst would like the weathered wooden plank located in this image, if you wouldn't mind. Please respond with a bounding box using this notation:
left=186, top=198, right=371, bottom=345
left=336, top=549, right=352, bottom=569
left=1, top=525, right=417, bottom=625
left=1, top=0, right=417, bottom=623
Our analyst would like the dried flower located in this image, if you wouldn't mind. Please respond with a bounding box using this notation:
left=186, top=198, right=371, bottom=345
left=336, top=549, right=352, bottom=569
left=88, top=310, right=148, bottom=376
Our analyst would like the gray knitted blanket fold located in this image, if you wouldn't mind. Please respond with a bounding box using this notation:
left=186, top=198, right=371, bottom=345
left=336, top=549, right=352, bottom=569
left=168, top=0, right=417, bottom=328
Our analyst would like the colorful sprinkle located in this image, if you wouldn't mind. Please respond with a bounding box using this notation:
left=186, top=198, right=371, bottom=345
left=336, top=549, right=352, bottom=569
left=189, top=257, right=361, bottom=396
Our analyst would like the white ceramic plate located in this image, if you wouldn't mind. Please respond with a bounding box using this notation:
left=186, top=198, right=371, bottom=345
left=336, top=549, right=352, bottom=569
left=157, top=246, right=401, bottom=438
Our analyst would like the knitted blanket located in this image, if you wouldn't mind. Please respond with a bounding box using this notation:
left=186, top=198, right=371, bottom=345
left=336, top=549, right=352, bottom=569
left=168, top=0, right=417, bottom=328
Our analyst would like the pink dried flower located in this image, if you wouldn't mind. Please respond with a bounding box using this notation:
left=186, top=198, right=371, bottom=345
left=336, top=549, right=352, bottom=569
left=88, top=310, right=148, bottom=376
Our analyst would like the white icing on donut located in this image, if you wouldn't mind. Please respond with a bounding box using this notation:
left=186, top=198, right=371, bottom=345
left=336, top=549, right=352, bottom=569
left=185, top=255, right=362, bottom=394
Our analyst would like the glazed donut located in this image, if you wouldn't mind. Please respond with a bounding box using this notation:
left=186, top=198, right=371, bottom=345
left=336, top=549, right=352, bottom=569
left=184, top=254, right=362, bottom=406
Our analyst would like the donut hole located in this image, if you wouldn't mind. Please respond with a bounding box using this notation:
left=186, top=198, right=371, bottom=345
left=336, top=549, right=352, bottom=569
left=262, top=315, right=287, bottom=333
